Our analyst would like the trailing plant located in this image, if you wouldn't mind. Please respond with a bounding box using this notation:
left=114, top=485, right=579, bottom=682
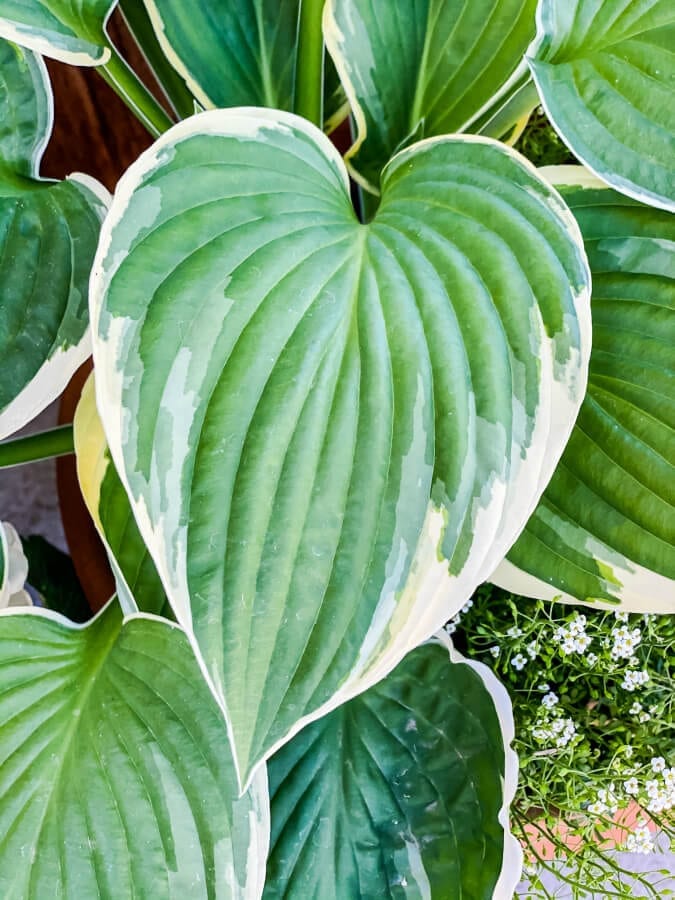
left=0, top=0, right=672, bottom=896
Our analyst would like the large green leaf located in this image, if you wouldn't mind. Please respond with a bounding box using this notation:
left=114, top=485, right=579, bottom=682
left=493, top=167, right=675, bottom=613
left=324, top=0, right=538, bottom=191
left=0, top=40, right=107, bottom=440
left=0, top=599, right=269, bottom=898
left=0, top=0, right=115, bottom=65
left=528, top=0, right=675, bottom=211
left=143, top=0, right=347, bottom=128
left=74, top=372, right=170, bottom=617
left=0, top=521, right=30, bottom=609
left=265, top=636, right=522, bottom=899
left=91, top=108, right=591, bottom=787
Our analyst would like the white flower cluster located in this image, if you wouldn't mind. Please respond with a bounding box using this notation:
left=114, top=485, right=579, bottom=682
left=621, top=669, right=650, bottom=692
left=644, top=764, right=675, bottom=815
left=444, top=598, right=475, bottom=635
left=587, top=782, right=620, bottom=816
left=610, top=622, right=642, bottom=660
left=625, top=820, right=654, bottom=855
left=629, top=700, right=654, bottom=722
left=553, top=613, right=592, bottom=655
left=531, top=711, right=578, bottom=749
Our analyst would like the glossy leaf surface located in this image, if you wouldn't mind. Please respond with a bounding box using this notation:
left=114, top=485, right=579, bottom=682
left=0, top=0, right=115, bottom=65
left=325, top=0, right=538, bottom=190
left=92, top=108, right=590, bottom=787
left=265, top=637, right=521, bottom=899
left=528, top=0, right=675, bottom=210
left=0, top=40, right=106, bottom=439
left=494, top=167, right=675, bottom=612
left=0, top=600, right=269, bottom=899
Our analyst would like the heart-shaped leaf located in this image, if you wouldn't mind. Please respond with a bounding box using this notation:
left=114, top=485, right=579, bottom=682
left=528, top=0, right=675, bottom=210
left=0, top=599, right=269, bottom=898
left=0, top=0, right=115, bottom=65
left=143, top=0, right=346, bottom=128
left=0, top=40, right=107, bottom=439
left=91, top=108, right=590, bottom=787
left=493, top=167, right=675, bottom=613
left=265, top=635, right=522, bottom=899
left=324, top=0, right=539, bottom=191
left=74, top=372, right=169, bottom=617
left=0, top=521, right=30, bottom=608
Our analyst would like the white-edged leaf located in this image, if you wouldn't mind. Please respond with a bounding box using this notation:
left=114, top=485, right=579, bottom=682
left=528, top=0, right=675, bottom=210
left=91, top=107, right=591, bottom=788
left=0, top=39, right=108, bottom=439
left=0, top=0, right=115, bottom=65
left=493, top=166, right=675, bottom=613
left=0, top=599, right=269, bottom=898
left=0, top=521, right=31, bottom=608
left=265, top=634, right=522, bottom=899
left=324, top=0, right=538, bottom=191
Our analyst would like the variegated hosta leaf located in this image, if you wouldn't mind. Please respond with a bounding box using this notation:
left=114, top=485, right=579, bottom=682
left=0, top=521, right=30, bottom=608
left=265, top=636, right=522, bottom=899
left=493, top=167, right=675, bottom=613
left=74, top=373, right=169, bottom=617
left=0, top=40, right=107, bottom=440
left=324, top=0, right=538, bottom=191
left=0, top=600, right=269, bottom=899
left=0, top=0, right=115, bottom=65
left=528, top=0, right=675, bottom=211
left=143, top=0, right=347, bottom=128
left=91, top=108, right=591, bottom=787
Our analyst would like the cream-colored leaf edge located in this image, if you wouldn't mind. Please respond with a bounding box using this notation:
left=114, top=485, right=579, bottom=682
left=0, top=522, right=31, bottom=608
left=0, top=1, right=117, bottom=65
left=91, top=106, right=591, bottom=790
left=0, top=597, right=270, bottom=900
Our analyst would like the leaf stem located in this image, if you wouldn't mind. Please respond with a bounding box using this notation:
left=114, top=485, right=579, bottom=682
left=99, top=43, right=173, bottom=139
left=294, top=0, right=325, bottom=127
left=0, top=425, right=75, bottom=468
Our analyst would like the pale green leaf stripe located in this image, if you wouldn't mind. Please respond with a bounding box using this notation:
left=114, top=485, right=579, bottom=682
left=0, top=39, right=108, bottom=440
left=143, top=0, right=346, bottom=127
left=528, top=0, right=675, bottom=210
left=265, top=636, right=522, bottom=899
left=0, top=521, right=30, bottom=608
left=494, top=166, right=675, bottom=613
left=91, top=108, right=590, bottom=787
left=0, top=0, right=114, bottom=64
left=324, top=0, right=538, bottom=191
left=0, top=601, right=269, bottom=899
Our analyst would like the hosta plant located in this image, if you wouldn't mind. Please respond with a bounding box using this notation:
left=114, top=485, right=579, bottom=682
left=0, top=0, right=672, bottom=896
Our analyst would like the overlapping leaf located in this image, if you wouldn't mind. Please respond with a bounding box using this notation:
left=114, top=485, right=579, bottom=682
left=0, top=0, right=115, bottom=65
left=0, top=600, right=269, bottom=898
left=324, top=0, right=538, bottom=191
left=493, top=167, right=675, bottom=612
left=143, top=0, right=346, bottom=128
left=0, top=40, right=107, bottom=439
left=0, top=521, right=30, bottom=608
left=74, top=373, right=169, bottom=617
left=528, top=0, right=675, bottom=210
left=265, top=637, right=522, bottom=899
left=91, top=108, right=590, bottom=787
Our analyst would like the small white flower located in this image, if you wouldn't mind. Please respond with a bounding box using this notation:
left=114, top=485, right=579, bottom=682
left=586, top=652, right=598, bottom=665
left=511, top=653, right=527, bottom=671
left=542, top=692, right=559, bottom=709
left=561, top=637, right=577, bottom=655
left=574, top=633, right=592, bottom=653
left=445, top=623, right=457, bottom=635
left=651, top=757, right=666, bottom=773
left=538, top=683, right=550, bottom=692
left=489, top=645, right=500, bottom=658
left=626, top=822, right=654, bottom=855
left=645, top=780, right=660, bottom=799
left=625, top=745, right=634, bottom=758
left=638, top=711, right=651, bottom=723
left=588, top=801, right=606, bottom=815
left=663, top=768, right=675, bottom=790
left=623, top=778, right=639, bottom=796
left=629, top=701, right=642, bottom=716
left=526, top=641, right=538, bottom=659
left=614, top=612, right=629, bottom=622
left=461, top=599, right=474, bottom=614
left=506, top=626, right=522, bottom=639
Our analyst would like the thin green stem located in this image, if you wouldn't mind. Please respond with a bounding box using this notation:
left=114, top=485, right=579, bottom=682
left=98, top=43, right=173, bottom=139
left=0, top=425, right=75, bottom=468
left=294, top=0, right=325, bottom=127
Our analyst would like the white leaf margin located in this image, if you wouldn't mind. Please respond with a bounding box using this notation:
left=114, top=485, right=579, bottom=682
left=0, top=1, right=117, bottom=66
left=0, top=47, right=110, bottom=440
left=0, top=598, right=271, bottom=900
left=0, top=522, right=31, bottom=609
left=90, top=106, right=591, bottom=789
left=435, top=630, right=523, bottom=899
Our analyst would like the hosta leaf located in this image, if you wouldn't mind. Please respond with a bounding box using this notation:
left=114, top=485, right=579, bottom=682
left=74, top=373, right=169, bottom=617
left=91, top=108, right=590, bottom=787
left=0, top=600, right=269, bottom=899
left=0, top=0, right=115, bottom=65
left=324, top=0, right=538, bottom=191
left=143, top=0, right=347, bottom=128
left=493, top=167, right=675, bottom=612
left=0, top=40, right=107, bottom=440
left=265, top=636, right=522, bottom=899
left=0, top=521, right=30, bottom=608
left=528, top=0, right=675, bottom=210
